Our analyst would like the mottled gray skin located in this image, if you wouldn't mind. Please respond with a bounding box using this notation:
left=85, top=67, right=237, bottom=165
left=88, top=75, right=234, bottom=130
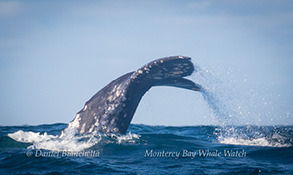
left=66, top=56, right=201, bottom=134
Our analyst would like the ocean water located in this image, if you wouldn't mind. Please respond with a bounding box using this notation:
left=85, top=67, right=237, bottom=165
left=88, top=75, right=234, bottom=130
left=0, top=123, right=292, bottom=175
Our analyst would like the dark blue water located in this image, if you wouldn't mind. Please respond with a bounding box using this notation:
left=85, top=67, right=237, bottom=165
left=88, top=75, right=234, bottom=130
left=1, top=123, right=292, bottom=175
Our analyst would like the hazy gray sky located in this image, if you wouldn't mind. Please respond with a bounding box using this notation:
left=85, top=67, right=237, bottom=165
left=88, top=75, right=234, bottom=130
left=1, top=0, right=292, bottom=126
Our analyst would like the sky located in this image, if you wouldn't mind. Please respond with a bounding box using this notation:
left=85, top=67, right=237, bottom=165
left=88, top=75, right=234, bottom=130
left=0, top=0, right=292, bottom=126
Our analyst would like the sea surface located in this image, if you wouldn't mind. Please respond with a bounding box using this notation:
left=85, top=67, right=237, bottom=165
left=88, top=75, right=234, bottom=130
left=0, top=123, right=292, bottom=175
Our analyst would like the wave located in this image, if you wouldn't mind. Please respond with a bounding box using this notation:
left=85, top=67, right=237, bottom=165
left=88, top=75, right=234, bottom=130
left=6, top=124, right=292, bottom=152
left=216, top=125, right=293, bottom=148
left=219, top=137, right=291, bottom=147
left=7, top=126, right=140, bottom=152
left=8, top=130, right=58, bottom=143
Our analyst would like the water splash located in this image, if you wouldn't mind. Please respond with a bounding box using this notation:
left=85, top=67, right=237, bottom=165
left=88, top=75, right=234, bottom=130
left=109, top=132, right=140, bottom=144
left=8, top=127, right=140, bottom=151
left=192, top=64, right=292, bottom=147
left=216, top=125, right=292, bottom=147
left=192, top=65, right=243, bottom=126
left=8, top=130, right=58, bottom=143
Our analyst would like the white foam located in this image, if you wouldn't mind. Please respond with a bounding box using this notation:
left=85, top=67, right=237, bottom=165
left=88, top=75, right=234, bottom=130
left=8, top=130, right=57, bottom=143
left=219, top=137, right=290, bottom=147
left=8, top=128, right=101, bottom=152
left=8, top=128, right=141, bottom=151
left=110, top=132, right=140, bottom=144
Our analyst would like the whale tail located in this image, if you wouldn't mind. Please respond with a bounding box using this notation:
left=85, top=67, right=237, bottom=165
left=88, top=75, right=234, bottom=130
left=66, top=56, right=201, bottom=134
left=129, top=56, right=201, bottom=92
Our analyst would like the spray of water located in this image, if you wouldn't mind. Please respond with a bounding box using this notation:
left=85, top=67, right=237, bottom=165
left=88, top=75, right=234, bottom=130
left=192, top=63, right=292, bottom=147
left=192, top=65, right=243, bottom=126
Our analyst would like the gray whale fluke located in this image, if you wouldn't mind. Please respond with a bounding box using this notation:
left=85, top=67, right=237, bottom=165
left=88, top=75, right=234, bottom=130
left=66, top=56, right=201, bottom=134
